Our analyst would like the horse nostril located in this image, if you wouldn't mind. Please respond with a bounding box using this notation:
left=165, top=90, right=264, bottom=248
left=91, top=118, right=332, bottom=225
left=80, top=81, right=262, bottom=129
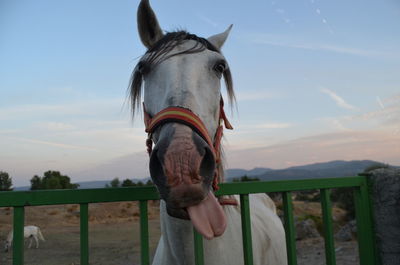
left=149, top=147, right=165, bottom=185
left=199, top=146, right=216, bottom=183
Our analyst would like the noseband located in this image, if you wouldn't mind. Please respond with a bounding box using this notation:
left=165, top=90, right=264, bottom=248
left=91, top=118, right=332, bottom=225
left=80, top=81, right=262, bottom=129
left=143, top=97, right=233, bottom=191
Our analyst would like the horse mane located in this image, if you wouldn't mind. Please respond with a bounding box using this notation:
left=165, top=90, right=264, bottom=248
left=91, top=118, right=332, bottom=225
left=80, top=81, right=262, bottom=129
left=129, top=31, right=236, bottom=117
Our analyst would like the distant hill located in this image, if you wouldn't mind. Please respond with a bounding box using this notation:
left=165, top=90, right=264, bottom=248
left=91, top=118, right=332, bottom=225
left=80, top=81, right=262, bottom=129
left=254, top=160, right=383, bottom=181
left=76, top=180, right=111, bottom=189
left=14, top=160, right=390, bottom=190
left=225, top=167, right=273, bottom=179
left=13, top=186, right=30, bottom=191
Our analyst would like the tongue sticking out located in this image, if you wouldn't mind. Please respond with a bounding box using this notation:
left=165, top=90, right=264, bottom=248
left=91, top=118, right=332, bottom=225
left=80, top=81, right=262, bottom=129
left=187, top=192, right=227, bottom=240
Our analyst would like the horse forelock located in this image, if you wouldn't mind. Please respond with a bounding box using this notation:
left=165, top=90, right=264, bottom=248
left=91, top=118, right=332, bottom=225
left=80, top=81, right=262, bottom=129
left=128, top=31, right=235, bottom=119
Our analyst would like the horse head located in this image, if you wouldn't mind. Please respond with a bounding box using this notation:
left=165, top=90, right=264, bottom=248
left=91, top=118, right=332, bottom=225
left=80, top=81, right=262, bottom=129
left=131, top=0, right=235, bottom=239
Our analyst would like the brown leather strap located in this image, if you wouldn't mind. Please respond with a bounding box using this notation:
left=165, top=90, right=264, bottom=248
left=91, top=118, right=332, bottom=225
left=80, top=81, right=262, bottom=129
left=143, top=96, right=233, bottom=190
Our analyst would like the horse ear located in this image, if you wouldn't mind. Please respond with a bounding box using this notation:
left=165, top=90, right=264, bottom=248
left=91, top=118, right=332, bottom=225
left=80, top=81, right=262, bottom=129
left=207, top=24, right=233, bottom=50
left=137, top=0, right=164, bottom=49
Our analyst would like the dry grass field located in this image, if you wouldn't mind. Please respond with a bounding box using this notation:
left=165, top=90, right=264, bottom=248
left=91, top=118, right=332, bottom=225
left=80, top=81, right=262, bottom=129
left=0, top=200, right=358, bottom=265
left=0, top=202, right=161, bottom=265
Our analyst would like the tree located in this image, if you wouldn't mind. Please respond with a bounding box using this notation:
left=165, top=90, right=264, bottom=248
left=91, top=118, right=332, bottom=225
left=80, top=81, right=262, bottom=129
left=232, top=175, right=260, bottom=182
left=0, top=171, right=13, bottom=191
left=121, top=178, right=135, bottom=187
left=110, top=178, right=120, bottom=188
left=136, top=181, right=144, bottom=186
left=30, top=175, right=42, bottom=190
left=30, top=171, right=79, bottom=190
left=106, top=178, right=154, bottom=188
left=145, top=180, right=154, bottom=186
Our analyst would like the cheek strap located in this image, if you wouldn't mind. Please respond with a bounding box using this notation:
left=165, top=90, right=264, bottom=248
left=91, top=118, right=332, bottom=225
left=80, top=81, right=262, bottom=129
left=143, top=97, right=233, bottom=191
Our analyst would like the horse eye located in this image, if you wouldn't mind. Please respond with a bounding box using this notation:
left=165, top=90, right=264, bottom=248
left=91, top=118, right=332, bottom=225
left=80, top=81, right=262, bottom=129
left=213, top=62, right=226, bottom=76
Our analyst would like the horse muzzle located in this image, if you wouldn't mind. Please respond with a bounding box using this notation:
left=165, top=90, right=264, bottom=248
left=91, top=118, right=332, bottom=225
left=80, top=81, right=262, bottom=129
left=149, top=123, right=216, bottom=219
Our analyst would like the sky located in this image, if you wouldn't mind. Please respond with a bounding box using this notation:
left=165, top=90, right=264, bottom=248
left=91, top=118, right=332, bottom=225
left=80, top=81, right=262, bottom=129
left=1, top=0, right=399, bottom=187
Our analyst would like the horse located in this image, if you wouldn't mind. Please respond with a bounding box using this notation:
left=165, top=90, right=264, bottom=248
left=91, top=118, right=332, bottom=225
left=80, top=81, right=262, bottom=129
left=130, top=1, right=287, bottom=264
left=4, top=225, right=45, bottom=252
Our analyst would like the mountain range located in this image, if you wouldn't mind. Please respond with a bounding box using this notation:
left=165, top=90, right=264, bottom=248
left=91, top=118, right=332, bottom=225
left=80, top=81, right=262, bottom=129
left=226, top=160, right=386, bottom=181
left=14, top=159, right=388, bottom=190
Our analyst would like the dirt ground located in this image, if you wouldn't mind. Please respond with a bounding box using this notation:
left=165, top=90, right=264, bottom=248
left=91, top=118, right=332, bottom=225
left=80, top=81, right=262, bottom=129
left=0, top=202, right=359, bottom=265
left=297, top=237, right=359, bottom=265
left=0, top=202, right=161, bottom=265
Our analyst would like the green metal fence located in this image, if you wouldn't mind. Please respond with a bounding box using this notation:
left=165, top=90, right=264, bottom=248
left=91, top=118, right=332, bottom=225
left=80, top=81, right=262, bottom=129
left=0, top=176, right=377, bottom=265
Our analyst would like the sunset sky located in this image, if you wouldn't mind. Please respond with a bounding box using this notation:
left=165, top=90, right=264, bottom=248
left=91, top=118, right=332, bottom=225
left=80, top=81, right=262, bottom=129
left=1, top=0, right=399, bottom=186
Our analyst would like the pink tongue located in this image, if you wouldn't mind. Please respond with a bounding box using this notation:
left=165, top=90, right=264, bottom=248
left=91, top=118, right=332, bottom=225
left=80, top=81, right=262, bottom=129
left=187, top=192, right=227, bottom=240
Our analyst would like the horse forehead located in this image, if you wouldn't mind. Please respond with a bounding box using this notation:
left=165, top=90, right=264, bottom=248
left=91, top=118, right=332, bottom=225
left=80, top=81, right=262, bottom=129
left=144, top=40, right=219, bottom=69
left=145, top=42, right=221, bottom=103
left=172, top=39, right=216, bottom=56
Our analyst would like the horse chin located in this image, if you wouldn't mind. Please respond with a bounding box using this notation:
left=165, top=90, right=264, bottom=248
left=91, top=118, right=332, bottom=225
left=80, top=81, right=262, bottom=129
left=164, top=184, right=211, bottom=220
left=165, top=205, right=190, bottom=220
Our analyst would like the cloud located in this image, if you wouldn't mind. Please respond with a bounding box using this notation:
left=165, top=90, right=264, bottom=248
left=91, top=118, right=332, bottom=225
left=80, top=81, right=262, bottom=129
left=197, top=14, right=218, bottom=28
left=314, top=92, right=400, bottom=138
left=0, top=129, right=20, bottom=134
left=225, top=130, right=400, bottom=169
left=376, top=96, right=385, bottom=109
left=231, top=90, right=276, bottom=101
left=249, top=33, right=398, bottom=58
left=273, top=6, right=292, bottom=25
left=36, top=122, right=76, bottom=131
left=382, top=93, right=400, bottom=105
left=320, top=87, right=358, bottom=111
left=347, top=94, right=400, bottom=127
left=70, top=152, right=149, bottom=182
left=318, top=117, right=351, bottom=131
left=0, top=104, right=71, bottom=120
left=284, top=18, right=291, bottom=24
left=256, top=123, right=292, bottom=129
left=9, top=136, right=99, bottom=151
left=0, top=98, right=127, bottom=121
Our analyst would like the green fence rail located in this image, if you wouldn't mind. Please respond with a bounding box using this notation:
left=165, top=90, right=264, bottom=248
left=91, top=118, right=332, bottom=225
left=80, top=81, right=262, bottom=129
left=0, top=176, right=377, bottom=265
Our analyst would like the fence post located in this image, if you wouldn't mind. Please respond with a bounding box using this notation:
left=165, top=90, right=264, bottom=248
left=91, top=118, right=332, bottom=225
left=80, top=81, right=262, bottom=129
left=140, top=200, right=150, bottom=265
left=80, top=203, right=89, bottom=265
left=240, top=194, right=254, bottom=265
left=282, top=191, right=297, bottom=265
left=320, top=189, right=336, bottom=265
left=354, top=180, right=376, bottom=265
left=13, top=206, right=25, bottom=265
left=193, top=229, right=204, bottom=265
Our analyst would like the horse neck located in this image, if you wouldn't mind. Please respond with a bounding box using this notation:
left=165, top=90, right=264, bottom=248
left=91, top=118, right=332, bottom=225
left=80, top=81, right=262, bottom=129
left=159, top=200, right=196, bottom=265
left=158, top=199, right=242, bottom=265
left=217, top=147, right=226, bottom=184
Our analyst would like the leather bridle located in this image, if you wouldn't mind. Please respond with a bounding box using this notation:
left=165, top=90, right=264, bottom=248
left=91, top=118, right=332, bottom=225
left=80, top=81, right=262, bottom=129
left=143, top=97, right=233, bottom=191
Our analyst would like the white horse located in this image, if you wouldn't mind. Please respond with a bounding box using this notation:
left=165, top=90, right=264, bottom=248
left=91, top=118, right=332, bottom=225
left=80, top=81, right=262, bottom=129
left=130, top=1, right=287, bottom=264
left=4, top=225, right=45, bottom=252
